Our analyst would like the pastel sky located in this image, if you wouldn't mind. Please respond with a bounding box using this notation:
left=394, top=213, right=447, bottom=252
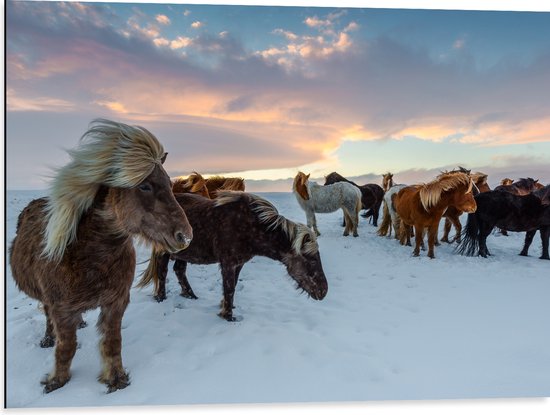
left=6, top=0, right=550, bottom=189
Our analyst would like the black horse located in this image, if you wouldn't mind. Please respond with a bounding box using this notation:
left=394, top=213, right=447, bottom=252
left=138, top=191, right=328, bottom=321
left=456, top=185, right=550, bottom=260
left=324, top=172, right=384, bottom=226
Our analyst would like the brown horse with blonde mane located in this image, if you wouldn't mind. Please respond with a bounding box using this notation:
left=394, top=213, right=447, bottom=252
left=205, top=175, right=245, bottom=198
left=394, top=171, right=476, bottom=258
left=9, top=119, right=193, bottom=393
left=440, top=170, right=491, bottom=243
left=172, top=172, right=210, bottom=198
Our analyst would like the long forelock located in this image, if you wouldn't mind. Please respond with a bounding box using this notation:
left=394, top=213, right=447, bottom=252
left=419, top=173, right=472, bottom=210
left=42, top=119, right=165, bottom=262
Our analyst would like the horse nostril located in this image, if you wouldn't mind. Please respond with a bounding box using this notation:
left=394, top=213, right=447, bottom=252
left=175, top=231, right=192, bottom=246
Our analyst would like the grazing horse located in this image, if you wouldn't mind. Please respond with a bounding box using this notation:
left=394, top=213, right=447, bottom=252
left=138, top=192, right=328, bottom=321
left=295, top=172, right=362, bottom=237
left=204, top=175, right=245, bottom=198
left=324, top=172, right=384, bottom=226
left=440, top=170, right=491, bottom=243
left=457, top=185, right=550, bottom=260
left=172, top=172, right=210, bottom=198
left=394, top=172, right=476, bottom=258
left=9, top=119, right=193, bottom=393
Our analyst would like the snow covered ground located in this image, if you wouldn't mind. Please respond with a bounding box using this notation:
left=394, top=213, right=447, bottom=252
left=5, top=190, right=550, bottom=408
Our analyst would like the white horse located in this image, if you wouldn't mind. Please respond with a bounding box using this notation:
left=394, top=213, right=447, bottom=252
left=377, top=184, right=408, bottom=238
left=293, top=172, right=362, bottom=237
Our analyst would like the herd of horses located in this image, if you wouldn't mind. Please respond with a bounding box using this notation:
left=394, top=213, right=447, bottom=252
left=8, top=119, right=549, bottom=394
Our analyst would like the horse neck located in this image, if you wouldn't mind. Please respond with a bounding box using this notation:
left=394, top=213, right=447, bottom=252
left=83, top=187, right=132, bottom=243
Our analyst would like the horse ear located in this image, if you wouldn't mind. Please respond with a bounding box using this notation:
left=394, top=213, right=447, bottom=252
left=161, top=152, right=168, bottom=164
left=306, top=174, right=310, bottom=179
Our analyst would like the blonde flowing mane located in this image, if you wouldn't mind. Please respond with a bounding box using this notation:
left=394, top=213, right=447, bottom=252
left=43, top=118, right=166, bottom=262
left=419, top=172, right=473, bottom=211
left=215, top=191, right=318, bottom=255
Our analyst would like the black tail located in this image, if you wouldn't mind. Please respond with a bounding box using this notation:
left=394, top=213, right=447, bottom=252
left=455, top=212, right=479, bottom=256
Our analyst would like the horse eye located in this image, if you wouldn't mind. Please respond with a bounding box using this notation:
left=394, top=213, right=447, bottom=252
left=138, top=183, right=152, bottom=192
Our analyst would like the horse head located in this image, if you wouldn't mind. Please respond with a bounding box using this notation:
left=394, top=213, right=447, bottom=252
left=282, top=224, right=328, bottom=300
left=293, top=172, right=310, bottom=201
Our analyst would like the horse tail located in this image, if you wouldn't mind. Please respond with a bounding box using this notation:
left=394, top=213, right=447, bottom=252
left=455, top=212, right=479, bottom=256
left=136, top=246, right=164, bottom=292
left=377, top=201, right=391, bottom=236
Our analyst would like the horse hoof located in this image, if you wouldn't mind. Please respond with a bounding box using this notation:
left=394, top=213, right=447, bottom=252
left=519, top=252, right=528, bottom=257
left=104, top=371, right=130, bottom=393
left=353, top=233, right=359, bottom=237
left=540, top=255, right=550, bottom=260
left=343, top=232, right=349, bottom=237
left=39, top=335, right=55, bottom=348
left=153, top=294, right=167, bottom=303
left=41, top=375, right=70, bottom=393
left=180, top=291, right=198, bottom=300
left=218, top=312, right=237, bottom=322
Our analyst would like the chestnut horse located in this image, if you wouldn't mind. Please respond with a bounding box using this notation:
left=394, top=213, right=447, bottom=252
left=394, top=172, right=476, bottom=258
left=138, top=191, right=328, bottom=321
left=440, top=170, right=491, bottom=243
left=9, top=119, right=193, bottom=393
left=324, top=172, right=384, bottom=226
left=204, top=175, right=245, bottom=198
left=295, top=172, right=362, bottom=237
left=172, top=172, right=210, bottom=198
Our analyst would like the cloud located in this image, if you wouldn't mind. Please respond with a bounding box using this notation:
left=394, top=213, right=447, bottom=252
left=191, top=21, right=203, bottom=29
left=183, top=10, right=191, bottom=17
left=304, top=16, right=331, bottom=28
left=6, top=2, right=550, bottom=183
left=170, top=36, right=193, bottom=49
left=156, top=14, right=170, bottom=25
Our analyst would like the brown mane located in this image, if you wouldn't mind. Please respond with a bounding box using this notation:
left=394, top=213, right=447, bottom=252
left=419, top=172, right=473, bottom=211
left=293, top=172, right=310, bottom=201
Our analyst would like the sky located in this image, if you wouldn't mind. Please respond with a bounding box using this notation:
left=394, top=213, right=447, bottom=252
left=5, top=0, right=550, bottom=190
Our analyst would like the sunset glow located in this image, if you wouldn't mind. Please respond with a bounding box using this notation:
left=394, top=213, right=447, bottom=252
left=6, top=1, right=550, bottom=190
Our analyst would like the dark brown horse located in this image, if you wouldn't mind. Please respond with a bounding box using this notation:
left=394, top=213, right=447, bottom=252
left=494, top=177, right=544, bottom=195
left=394, top=172, right=476, bottom=258
left=440, top=170, right=491, bottom=243
left=457, top=185, right=550, bottom=260
left=170, top=173, right=245, bottom=298
left=324, top=172, right=384, bottom=226
left=9, top=119, right=193, bottom=393
left=138, top=191, right=328, bottom=321
left=493, top=178, right=544, bottom=236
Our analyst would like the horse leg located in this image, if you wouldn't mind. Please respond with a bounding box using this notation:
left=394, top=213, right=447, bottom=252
left=174, top=260, right=198, bottom=299
left=40, top=304, right=56, bottom=348
left=427, top=224, right=439, bottom=259
left=413, top=225, right=423, bottom=256
left=449, top=216, right=462, bottom=243
left=41, top=309, right=80, bottom=393
left=219, top=264, right=239, bottom=322
left=540, top=227, right=549, bottom=260
left=520, top=230, right=536, bottom=257
left=97, top=298, right=130, bottom=393
left=353, top=207, right=359, bottom=237
left=372, top=200, right=381, bottom=227
left=342, top=210, right=351, bottom=236
left=153, top=252, right=170, bottom=302
left=441, top=218, right=451, bottom=243
left=307, top=211, right=320, bottom=236
left=478, top=222, right=493, bottom=257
